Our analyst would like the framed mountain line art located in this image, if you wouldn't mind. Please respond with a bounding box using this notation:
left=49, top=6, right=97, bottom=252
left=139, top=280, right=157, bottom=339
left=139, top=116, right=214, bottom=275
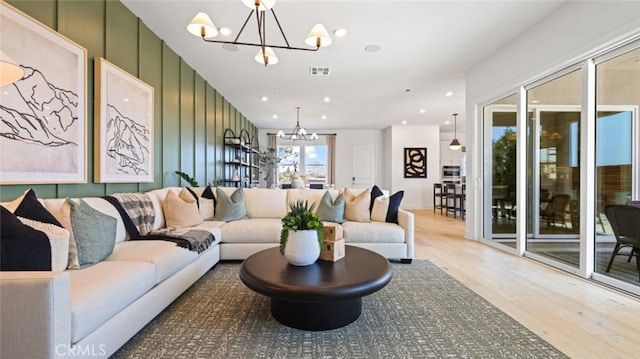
left=0, top=2, right=87, bottom=184
left=94, top=57, right=154, bottom=183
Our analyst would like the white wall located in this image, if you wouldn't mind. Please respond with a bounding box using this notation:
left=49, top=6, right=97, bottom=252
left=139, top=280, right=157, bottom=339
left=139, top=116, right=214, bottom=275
left=259, top=125, right=442, bottom=208
left=388, top=125, right=441, bottom=209
left=465, top=1, right=640, bottom=240
left=258, top=128, right=386, bottom=189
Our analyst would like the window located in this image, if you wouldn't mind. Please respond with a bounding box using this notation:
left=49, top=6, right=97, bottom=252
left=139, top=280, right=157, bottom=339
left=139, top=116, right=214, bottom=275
left=277, top=144, right=328, bottom=185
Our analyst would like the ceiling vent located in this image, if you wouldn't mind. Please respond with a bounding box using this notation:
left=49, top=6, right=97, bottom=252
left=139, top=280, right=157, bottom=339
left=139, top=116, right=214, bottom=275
left=309, top=67, right=331, bottom=76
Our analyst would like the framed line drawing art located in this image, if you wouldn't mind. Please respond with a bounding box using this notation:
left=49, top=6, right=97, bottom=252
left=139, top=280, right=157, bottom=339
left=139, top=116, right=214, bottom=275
left=0, top=2, right=87, bottom=184
left=95, top=57, right=154, bottom=183
left=404, top=147, right=427, bottom=178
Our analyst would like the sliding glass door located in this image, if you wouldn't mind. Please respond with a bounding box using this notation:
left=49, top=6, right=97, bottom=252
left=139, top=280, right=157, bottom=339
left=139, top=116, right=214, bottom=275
left=479, top=40, right=640, bottom=295
left=593, top=45, right=640, bottom=288
left=482, top=95, right=517, bottom=248
left=525, top=70, right=582, bottom=268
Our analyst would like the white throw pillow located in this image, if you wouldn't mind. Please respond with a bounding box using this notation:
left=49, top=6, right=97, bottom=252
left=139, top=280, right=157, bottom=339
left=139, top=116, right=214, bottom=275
left=371, top=196, right=390, bottom=223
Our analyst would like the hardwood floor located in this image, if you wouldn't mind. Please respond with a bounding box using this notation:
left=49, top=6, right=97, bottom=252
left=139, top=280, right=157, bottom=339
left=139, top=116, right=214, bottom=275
left=411, top=209, right=640, bottom=359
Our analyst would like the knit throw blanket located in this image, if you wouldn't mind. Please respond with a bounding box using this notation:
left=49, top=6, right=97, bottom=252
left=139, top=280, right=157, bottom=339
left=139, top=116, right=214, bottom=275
left=104, top=193, right=214, bottom=254
left=145, top=227, right=215, bottom=254
left=107, top=193, right=156, bottom=236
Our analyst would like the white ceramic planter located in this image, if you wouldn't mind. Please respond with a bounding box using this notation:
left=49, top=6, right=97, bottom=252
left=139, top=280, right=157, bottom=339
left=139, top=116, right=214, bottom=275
left=284, top=230, right=320, bottom=266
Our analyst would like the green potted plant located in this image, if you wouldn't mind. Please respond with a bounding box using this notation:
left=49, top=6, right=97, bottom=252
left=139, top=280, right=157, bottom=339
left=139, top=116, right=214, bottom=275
left=280, top=200, right=324, bottom=266
left=174, top=171, right=198, bottom=187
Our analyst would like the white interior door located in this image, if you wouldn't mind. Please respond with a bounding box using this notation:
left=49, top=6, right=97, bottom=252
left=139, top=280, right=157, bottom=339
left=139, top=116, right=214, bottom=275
left=352, top=145, right=375, bottom=188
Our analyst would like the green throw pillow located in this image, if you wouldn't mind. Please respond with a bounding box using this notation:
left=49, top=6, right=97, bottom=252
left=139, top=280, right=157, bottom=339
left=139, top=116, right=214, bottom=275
left=213, top=188, right=247, bottom=222
left=317, top=191, right=345, bottom=223
left=68, top=199, right=117, bottom=268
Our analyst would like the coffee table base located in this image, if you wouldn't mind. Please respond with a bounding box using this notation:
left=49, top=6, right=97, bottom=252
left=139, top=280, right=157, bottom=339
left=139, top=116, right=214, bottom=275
left=271, top=297, right=362, bottom=331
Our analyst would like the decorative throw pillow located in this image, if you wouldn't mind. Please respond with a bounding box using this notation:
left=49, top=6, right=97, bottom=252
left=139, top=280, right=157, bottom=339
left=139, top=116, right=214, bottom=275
left=0, top=188, right=29, bottom=212
left=4, top=188, right=62, bottom=227
left=18, top=216, right=70, bottom=272
left=213, top=187, right=247, bottom=222
left=49, top=199, right=80, bottom=269
left=162, top=188, right=204, bottom=228
left=185, top=187, right=200, bottom=208
left=0, top=206, right=52, bottom=271
left=371, top=190, right=405, bottom=224
left=344, top=188, right=371, bottom=223
left=68, top=199, right=117, bottom=268
left=317, top=191, right=345, bottom=223
left=199, top=186, right=216, bottom=220
left=370, top=185, right=384, bottom=213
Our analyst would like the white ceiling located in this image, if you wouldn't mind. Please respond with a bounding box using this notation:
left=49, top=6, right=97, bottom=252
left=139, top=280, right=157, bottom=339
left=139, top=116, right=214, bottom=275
left=121, top=0, right=566, bottom=134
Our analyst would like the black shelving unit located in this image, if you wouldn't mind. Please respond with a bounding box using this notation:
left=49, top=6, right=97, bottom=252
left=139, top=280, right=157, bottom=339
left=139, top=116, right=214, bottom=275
left=223, top=128, right=259, bottom=187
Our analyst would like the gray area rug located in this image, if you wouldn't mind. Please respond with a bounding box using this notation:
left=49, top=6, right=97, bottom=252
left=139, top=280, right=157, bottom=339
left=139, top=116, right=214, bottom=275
left=112, top=260, right=566, bottom=358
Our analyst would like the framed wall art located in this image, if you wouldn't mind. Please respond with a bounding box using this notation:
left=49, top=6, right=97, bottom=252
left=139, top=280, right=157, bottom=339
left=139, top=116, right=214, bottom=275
left=95, top=57, right=154, bottom=183
left=0, top=2, right=87, bottom=184
left=404, top=147, right=427, bottom=178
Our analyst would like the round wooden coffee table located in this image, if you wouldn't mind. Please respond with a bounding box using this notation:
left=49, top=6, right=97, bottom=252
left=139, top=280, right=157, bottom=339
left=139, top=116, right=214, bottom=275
left=239, top=245, right=392, bottom=331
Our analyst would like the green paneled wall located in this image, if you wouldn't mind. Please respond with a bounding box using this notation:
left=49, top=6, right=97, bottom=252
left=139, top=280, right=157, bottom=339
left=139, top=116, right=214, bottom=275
left=1, top=0, right=255, bottom=201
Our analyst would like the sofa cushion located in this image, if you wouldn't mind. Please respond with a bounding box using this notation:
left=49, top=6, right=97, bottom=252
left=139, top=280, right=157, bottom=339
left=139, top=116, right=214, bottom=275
left=213, top=187, right=247, bottom=222
left=243, top=188, right=287, bottom=219
left=162, top=188, right=203, bottom=228
left=69, top=261, right=156, bottom=343
left=344, top=188, right=371, bottom=223
left=106, top=240, right=198, bottom=283
left=221, top=218, right=282, bottom=243
left=342, top=221, right=405, bottom=243
left=68, top=199, right=117, bottom=268
left=0, top=206, right=52, bottom=271
left=316, top=191, right=345, bottom=223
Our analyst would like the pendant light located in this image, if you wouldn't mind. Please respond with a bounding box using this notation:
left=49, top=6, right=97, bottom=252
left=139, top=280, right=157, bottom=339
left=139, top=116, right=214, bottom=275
left=449, top=113, right=462, bottom=150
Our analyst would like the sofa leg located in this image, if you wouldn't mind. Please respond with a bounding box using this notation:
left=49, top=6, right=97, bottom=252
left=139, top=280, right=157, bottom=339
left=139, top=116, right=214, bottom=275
left=400, top=258, right=412, bottom=264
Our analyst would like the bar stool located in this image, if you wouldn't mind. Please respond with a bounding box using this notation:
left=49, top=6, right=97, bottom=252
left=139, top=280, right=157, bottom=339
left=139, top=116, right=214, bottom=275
left=445, top=183, right=459, bottom=218
left=433, top=183, right=445, bottom=214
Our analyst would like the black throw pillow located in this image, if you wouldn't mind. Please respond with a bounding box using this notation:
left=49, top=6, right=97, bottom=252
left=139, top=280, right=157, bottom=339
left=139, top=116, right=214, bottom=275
left=370, top=185, right=384, bottom=213
left=0, top=206, right=52, bottom=271
left=201, top=185, right=217, bottom=208
left=385, top=190, right=405, bottom=224
left=14, top=189, right=62, bottom=227
left=185, top=187, right=200, bottom=208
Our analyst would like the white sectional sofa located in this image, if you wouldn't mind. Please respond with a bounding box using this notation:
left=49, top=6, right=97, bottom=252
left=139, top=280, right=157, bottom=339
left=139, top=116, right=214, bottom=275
left=0, top=186, right=414, bottom=359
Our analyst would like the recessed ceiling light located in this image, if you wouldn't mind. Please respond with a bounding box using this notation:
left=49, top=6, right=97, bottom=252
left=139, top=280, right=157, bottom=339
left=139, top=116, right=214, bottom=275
left=260, top=96, right=268, bottom=101
left=445, top=91, right=453, bottom=97
left=222, top=44, right=239, bottom=52
left=219, top=27, right=232, bottom=36
left=445, top=120, right=450, bottom=125
left=419, top=109, right=426, bottom=114
left=333, top=28, right=347, bottom=37
left=321, top=115, right=327, bottom=120
left=402, top=120, right=407, bottom=125
left=323, top=96, right=330, bottom=102
left=272, top=114, right=278, bottom=119
left=364, top=44, right=381, bottom=53
left=531, top=100, right=539, bottom=103
left=123, top=98, right=129, bottom=102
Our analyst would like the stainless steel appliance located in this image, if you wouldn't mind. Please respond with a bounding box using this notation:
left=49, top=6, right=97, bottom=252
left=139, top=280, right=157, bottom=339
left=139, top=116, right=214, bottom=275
left=442, top=165, right=461, bottom=184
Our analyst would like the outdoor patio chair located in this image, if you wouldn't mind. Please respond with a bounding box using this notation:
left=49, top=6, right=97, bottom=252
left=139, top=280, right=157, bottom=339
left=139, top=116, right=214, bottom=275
left=604, top=204, right=640, bottom=281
